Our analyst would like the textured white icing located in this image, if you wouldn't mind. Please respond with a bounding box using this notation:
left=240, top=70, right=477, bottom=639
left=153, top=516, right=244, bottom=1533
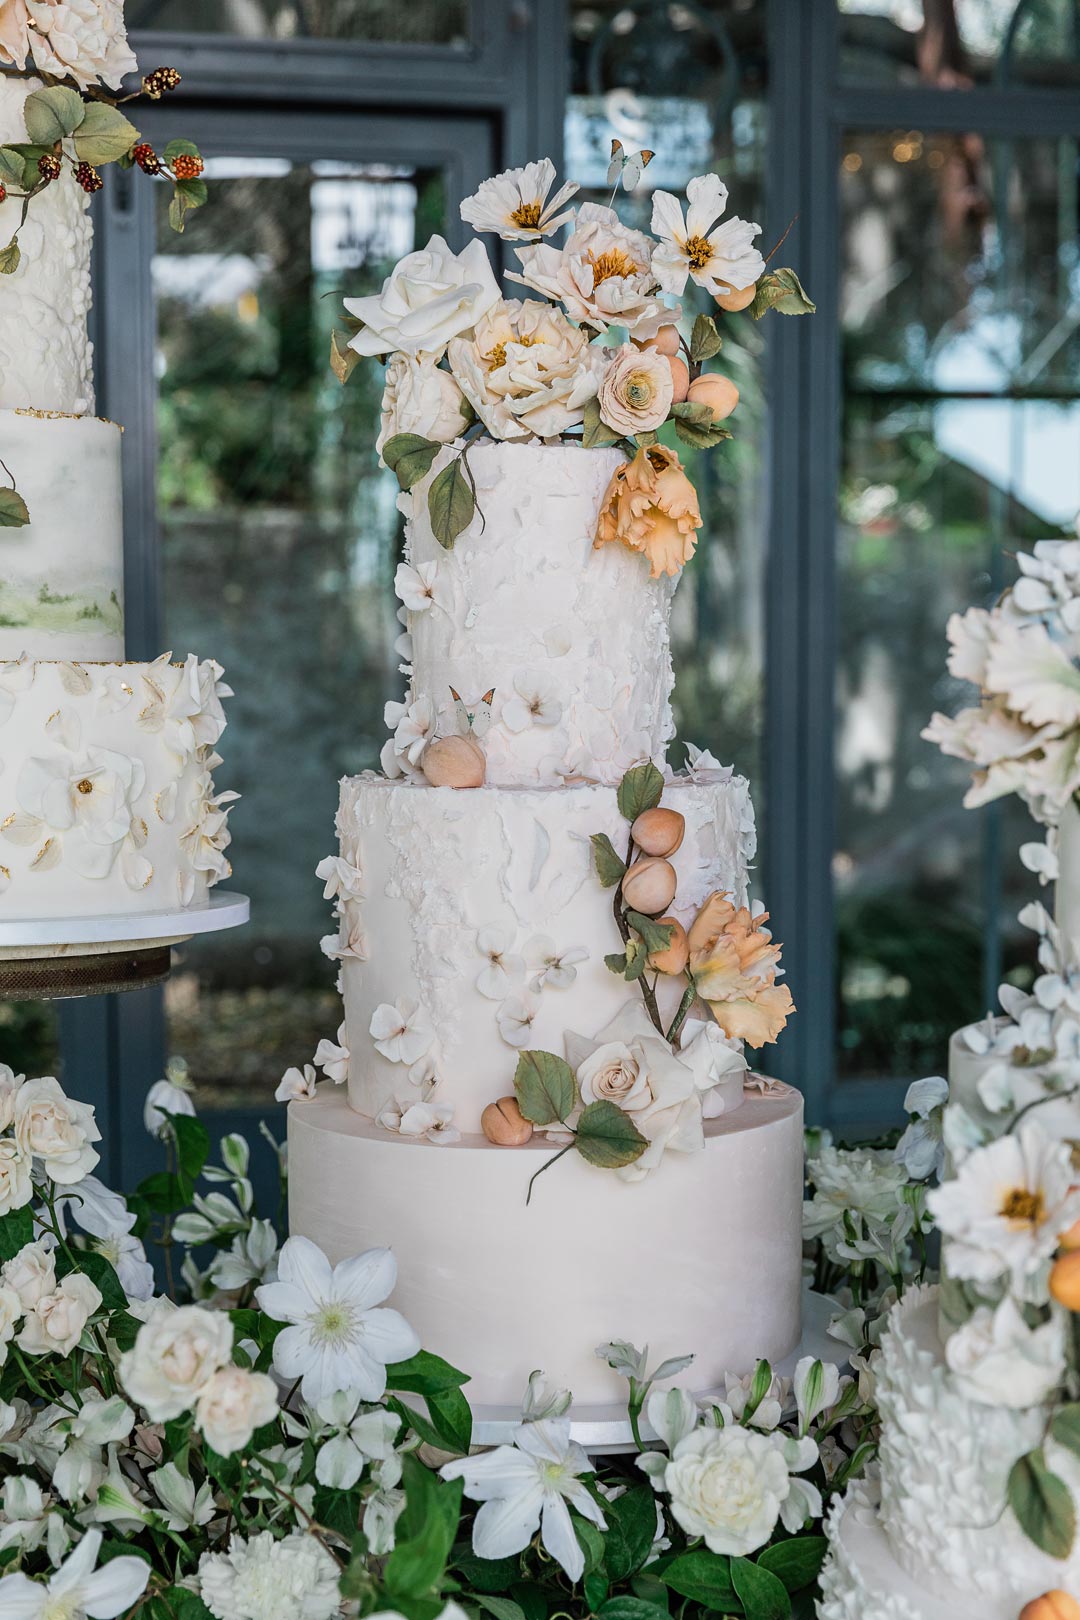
left=333, top=772, right=757, bottom=1132
left=872, top=1285, right=1080, bottom=1610
left=0, top=411, right=123, bottom=660
left=0, top=75, right=94, bottom=414
left=400, top=441, right=676, bottom=786
left=819, top=1482, right=958, bottom=1620
left=0, top=655, right=234, bottom=918
left=948, top=1021, right=1080, bottom=1141
left=288, top=1084, right=804, bottom=1407
left=1057, top=796, right=1080, bottom=951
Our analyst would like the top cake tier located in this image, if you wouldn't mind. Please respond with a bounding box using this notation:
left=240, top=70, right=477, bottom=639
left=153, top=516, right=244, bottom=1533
left=0, top=73, right=94, bottom=414
left=397, top=440, right=675, bottom=788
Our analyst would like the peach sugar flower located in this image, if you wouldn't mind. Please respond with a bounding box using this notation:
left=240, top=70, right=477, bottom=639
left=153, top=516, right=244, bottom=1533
left=686, top=892, right=794, bottom=1047
left=593, top=444, right=703, bottom=580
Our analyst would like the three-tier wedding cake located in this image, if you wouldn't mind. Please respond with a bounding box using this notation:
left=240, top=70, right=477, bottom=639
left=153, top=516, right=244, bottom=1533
left=287, top=159, right=813, bottom=1407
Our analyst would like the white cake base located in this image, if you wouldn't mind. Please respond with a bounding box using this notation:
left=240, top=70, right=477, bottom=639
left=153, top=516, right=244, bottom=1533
left=288, top=1082, right=804, bottom=1410
left=819, top=1484, right=958, bottom=1620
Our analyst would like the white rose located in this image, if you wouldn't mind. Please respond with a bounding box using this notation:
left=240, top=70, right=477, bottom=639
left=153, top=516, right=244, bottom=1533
left=120, top=1303, right=234, bottom=1421
left=17, top=1273, right=101, bottom=1356
left=664, top=1424, right=791, bottom=1556
left=2, top=1239, right=56, bottom=1309
left=194, top=1365, right=279, bottom=1457
left=345, top=235, right=501, bottom=360
left=945, top=1295, right=1066, bottom=1408
left=0, top=1281, right=21, bottom=1364
left=597, top=343, right=674, bottom=435
left=13, top=1075, right=101, bottom=1185
left=0, top=1139, right=31, bottom=1217
left=567, top=1003, right=704, bottom=1179
left=447, top=297, right=605, bottom=440
left=376, top=355, right=470, bottom=459
left=25, top=0, right=138, bottom=89
left=0, top=1065, right=23, bottom=1131
left=576, top=1041, right=651, bottom=1109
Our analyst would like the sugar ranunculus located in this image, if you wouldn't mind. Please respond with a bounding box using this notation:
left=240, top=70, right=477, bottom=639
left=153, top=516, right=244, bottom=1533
left=597, top=343, right=674, bottom=436
left=376, top=354, right=470, bottom=460
left=593, top=444, right=702, bottom=579
left=345, top=235, right=501, bottom=361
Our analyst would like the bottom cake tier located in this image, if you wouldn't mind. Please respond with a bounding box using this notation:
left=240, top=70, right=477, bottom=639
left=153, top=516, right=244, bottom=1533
left=288, top=1082, right=804, bottom=1409
left=819, top=1483, right=957, bottom=1620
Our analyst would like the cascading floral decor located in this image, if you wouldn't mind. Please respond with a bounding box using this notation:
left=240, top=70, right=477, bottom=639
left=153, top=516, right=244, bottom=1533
left=0, top=1056, right=958, bottom=1620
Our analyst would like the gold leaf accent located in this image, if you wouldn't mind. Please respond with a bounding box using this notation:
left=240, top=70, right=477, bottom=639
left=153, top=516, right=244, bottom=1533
left=0, top=814, right=14, bottom=830
left=30, top=838, right=54, bottom=869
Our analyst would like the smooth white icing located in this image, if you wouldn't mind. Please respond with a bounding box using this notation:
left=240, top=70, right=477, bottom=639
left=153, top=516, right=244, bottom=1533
left=288, top=1084, right=804, bottom=1407
left=333, top=772, right=757, bottom=1133
left=400, top=441, right=676, bottom=786
left=0, top=75, right=94, bottom=414
left=0, top=411, right=124, bottom=661
left=0, top=655, right=234, bottom=917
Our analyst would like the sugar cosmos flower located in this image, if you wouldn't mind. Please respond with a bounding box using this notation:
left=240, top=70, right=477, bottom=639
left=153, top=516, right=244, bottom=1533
left=650, top=174, right=765, bottom=299
left=510, top=203, right=671, bottom=338
left=0, top=1527, right=149, bottom=1620
left=441, top=1415, right=605, bottom=1582
left=460, top=159, right=579, bottom=241
left=256, top=1235, right=419, bottom=1405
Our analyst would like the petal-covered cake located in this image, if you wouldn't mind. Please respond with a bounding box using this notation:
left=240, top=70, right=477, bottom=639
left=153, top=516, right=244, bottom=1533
left=288, top=157, right=815, bottom=1407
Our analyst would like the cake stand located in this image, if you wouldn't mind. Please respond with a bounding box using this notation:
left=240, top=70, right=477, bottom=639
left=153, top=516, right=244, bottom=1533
left=0, top=891, right=251, bottom=998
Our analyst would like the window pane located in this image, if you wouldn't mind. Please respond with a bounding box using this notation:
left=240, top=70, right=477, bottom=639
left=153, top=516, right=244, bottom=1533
left=838, top=0, right=1080, bottom=88
left=836, top=127, right=1080, bottom=1081
left=567, top=0, right=769, bottom=801
left=0, top=1002, right=59, bottom=1080
left=154, top=157, right=446, bottom=1109
left=130, top=0, right=470, bottom=45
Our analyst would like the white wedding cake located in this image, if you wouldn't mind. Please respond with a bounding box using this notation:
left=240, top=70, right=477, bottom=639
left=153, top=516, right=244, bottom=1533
left=288, top=159, right=813, bottom=1408
left=822, top=538, right=1080, bottom=1617
left=0, top=65, right=234, bottom=920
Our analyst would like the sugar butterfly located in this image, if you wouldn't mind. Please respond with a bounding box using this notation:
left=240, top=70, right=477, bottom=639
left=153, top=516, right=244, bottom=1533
left=450, top=686, right=495, bottom=739
left=607, top=139, right=655, bottom=194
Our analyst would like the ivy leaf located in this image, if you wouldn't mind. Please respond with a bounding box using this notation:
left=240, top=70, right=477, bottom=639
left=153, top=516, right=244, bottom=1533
left=1007, top=1448, right=1077, bottom=1560
left=730, top=1556, right=792, bottom=1620
left=618, top=761, right=665, bottom=821
left=661, top=1549, right=738, bottom=1608
left=0, top=488, right=30, bottom=525
left=575, top=1100, right=648, bottom=1169
left=330, top=328, right=362, bottom=385
left=672, top=400, right=732, bottom=449
left=750, top=267, right=816, bottom=319
left=514, top=1050, right=576, bottom=1126
left=24, top=85, right=85, bottom=145
left=582, top=395, right=623, bottom=448
left=689, top=312, right=723, bottom=362
left=1051, top=1403, right=1080, bottom=1462
left=385, top=1457, right=462, bottom=1601
left=382, top=432, right=442, bottom=491
left=428, top=454, right=474, bottom=549
left=0, top=240, right=20, bottom=276
left=0, top=147, right=24, bottom=189
left=757, top=1536, right=828, bottom=1593
left=475, top=1599, right=527, bottom=1620
left=625, top=910, right=674, bottom=956
left=73, top=103, right=140, bottom=166
left=597, top=1600, right=670, bottom=1620
left=176, top=176, right=208, bottom=209
left=591, top=831, right=627, bottom=887
left=173, top=1113, right=210, bottom=1186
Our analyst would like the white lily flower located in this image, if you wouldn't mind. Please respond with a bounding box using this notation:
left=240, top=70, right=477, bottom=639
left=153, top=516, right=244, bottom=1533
left=256, top=1235, right=419, bottom=1405
left=460, top=158, right=578, bottom=241
left=441, top=1416, right=606, bottom=1583
left=650, top=174, right=764, bottom=298
left=792, top=1356, right=840, bottom=1435
left=0, top=1527, right=150, bottom=1620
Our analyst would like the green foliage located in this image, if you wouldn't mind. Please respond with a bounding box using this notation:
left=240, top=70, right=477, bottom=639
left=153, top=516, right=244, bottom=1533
left=592, top=832, right=627, bottom=887
left=750, top=268, right=815, bottom=319
left=0, top=147, right=25, bottom=188
left=0, top=1204, right=33, bottom=1261
left=55, top=1246, right=127, bottom=1313
left=689, top=313, right=723, bottom=362
left=583, top=395, right=624, bottom=448
left=24, top=86, right=85, bottom=145
left=382, top=432, right=441, bottom=490
left=575, top=1100, right=648, bottom=1169
left=513, top=1050, right=577, bottom=1126
left=0, top=488, right=30, bottom=526
left=660, top=1548, right=739, bottom=1607
left=1007, top=1448, right=1076, bottom=1560
left=0, top=239, right=20, bottom=275
left=757, top=1538, right=828, bottom=1592
left=625, top=911, right=674, bottom=957
left=384, top=1456, right=463, bottom=1602
left=617, top=762, right=665, bottom=822
left=427, top=454, right=475, bottom=548
left=731, top=1557, right=792, bottom=1620
left=1051, top=1403, right=1080, bottom=1461
left=603, top=1484, right=660, bottom=1582
left=73, top=102, right=140, bottom=165
left=672, top=400, right=733, bottom=450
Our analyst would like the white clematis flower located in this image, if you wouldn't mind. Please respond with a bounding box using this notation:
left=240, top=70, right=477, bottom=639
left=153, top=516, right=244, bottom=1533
left=460, top=159, right=578, bottom=240
left=256, top=1235, right=419, bottom=1405
left=369, top=997, right=435, bottom=1065
left=476, top=924, right=526, bottom=1000
left=0, top=1526, right=149, bottom=1620
left=441, top=1416, right=606, bottom=1583
left=651, top=174, right=764, bottom=298
left=894, top=1075, right=949, bottom=1181
left=143, top=1074, right=196, bottom=1139
left=314, top=1393, right=401, bottom=1490
left=346, top=235, right=502, bottom=360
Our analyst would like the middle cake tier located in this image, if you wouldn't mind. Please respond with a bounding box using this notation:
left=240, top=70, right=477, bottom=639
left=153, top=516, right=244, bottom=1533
left=329, top=770, right=756, bottom=1134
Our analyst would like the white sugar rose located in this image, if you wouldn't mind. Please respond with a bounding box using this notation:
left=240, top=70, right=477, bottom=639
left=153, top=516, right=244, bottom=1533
left=2, top=1238, right=56, bottom=1309
left=597, top=343, right=674, bottom=435
left=945, top=1295, right=1066, bottom=1408
left=447, top=298, right=606, bottom=440
left=17, top=1273, right=101, bottom=1356
left=120, top=1302, right=234, bottom=1421
left=376, top=354, right=470, bottom=460
left=194, top=1365, right=280, bottom=1457
left=346, top=235, right=501, bottom=361
left=24, top=0, right=138, bottom=89
left=13, top=1075, right=101, bottom=1185
left=577, top=1040, right=652, bottom=1109
left=0, top=1139, right=31, bottom=1216
left=664, top=1424, right=791, bottom=1556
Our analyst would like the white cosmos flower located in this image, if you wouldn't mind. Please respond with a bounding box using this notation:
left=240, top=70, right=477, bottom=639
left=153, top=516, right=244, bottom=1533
left=369, top=997, right=435, bottom=1064
left=525, top=935, right=588, bottom=991
left=314, top=1393, right=400, bottom=1490
left=394, top=560, right=450, bottom=615
left=476, top=924, right=526, bottom=999
left=198, top=1528, right=341, bottom=1620
left=384, top=694, right=437, bottom=767
left=460, top=159, right=578, bottom=241
left=313, top=1023, right=350, bottom=1084
left=929, top=1121, right=1080, bottom=1287
left=502, top=671, right=564, bottom=732
left=346, top=235, right=501, bottom=361
left=441, top=1416, right=606, bottom=1582
left=650, top=174, right=764, bottom=298
left=398, top=1100, right=460, bottom=1145
left=945, top=1294, right=1066, bottom=1408
left=0, top=1527, right=149, bottom=1620
left=13, top=1075, right=101, bottom=1185
left=143, top=1075, right=196, bottom=1138
left=496, top=992, right=539, bottom=1049
left=276, top=1064, right=318, bottom=1104
left=256, top=1235, right=419, bottom=1405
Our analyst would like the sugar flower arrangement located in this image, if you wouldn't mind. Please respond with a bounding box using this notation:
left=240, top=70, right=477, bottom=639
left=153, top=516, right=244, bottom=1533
left=923, top=533, right=1080, bottom=826
left=336, top=156, right=813, bottom=566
